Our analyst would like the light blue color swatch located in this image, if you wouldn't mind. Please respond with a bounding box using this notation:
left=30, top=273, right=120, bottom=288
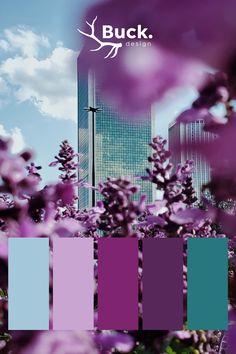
left=8, top=238, right=49, bottom=330
left=187, top=238, right=228, bottom=330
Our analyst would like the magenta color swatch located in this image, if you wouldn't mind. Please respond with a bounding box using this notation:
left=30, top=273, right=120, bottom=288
left=98, top=238, right=139, bottom=330
left=143, top=238, right=183, bottom=329
left=53, top=238, right=94, bottom=330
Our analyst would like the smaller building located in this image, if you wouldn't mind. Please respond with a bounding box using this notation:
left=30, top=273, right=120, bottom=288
left=168, top=120, right=215, bottom=200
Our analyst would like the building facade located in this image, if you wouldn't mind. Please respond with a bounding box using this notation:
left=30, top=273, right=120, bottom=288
left=168, top=120, right=214, bottom=200
left=78, top=67, right=155, bottom=209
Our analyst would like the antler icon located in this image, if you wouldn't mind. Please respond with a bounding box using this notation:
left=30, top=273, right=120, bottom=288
left=78, top=16, right=122, bottom=59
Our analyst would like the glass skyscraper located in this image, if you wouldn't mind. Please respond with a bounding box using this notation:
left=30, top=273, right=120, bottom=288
left=78, top=64, right=155, bottom=209
left=168, top=120, right=215, bottom=200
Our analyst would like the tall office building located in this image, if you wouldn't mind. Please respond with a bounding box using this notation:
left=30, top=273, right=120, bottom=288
left=78, top=67, right=155, bottom=209
left=168, top=120, right=214, bottom=200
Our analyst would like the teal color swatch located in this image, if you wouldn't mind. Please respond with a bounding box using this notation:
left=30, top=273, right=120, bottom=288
left=8, top=238, right=49, bottom=330
left=187, top=238, right=228, bottom=330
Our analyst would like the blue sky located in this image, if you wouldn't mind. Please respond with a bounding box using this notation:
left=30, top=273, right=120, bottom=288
left=0, top=0, right=196, bottom=184
left=0, top=0, right=96, bottom=183
left=0, top=0, right=96, bottom=49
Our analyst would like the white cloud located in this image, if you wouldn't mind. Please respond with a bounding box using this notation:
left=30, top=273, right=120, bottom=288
left=0, top=124, right=25, bottom=153
left=0, top=78, right=8, bottom=95
left=0, top=27, right=78, bottom=122
left=0, top=39, right=10, bottom=51
left=3, top=27, right=50, bottom=57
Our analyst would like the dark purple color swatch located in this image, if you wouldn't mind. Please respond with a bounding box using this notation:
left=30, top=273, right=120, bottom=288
left=98, top=238, right=139, bottom=330
left=143, top=238, right=183, bottom=330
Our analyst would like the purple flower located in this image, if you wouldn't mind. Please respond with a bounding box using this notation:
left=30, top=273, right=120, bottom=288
left=143, top=136, right=173, bottom=187
left=144, top=137, right=197, bottom=206
left=98, top=177, right=146, bottom=236
left=54, top=218, right=87, bottom=237
left=16, top=331, right=98, bottom=354
left=50, top=140, right=79, bottom=184
left=137, top=136, right=200, bottom=237
left=0, top=138, right=37, bottom=198
left=176, top=160, right=194, bottom=181
left=0, top=341, right=6, bottom=350
left=171, top=331, right=192, bottom=340
left=95, top=332, right=134, bottom=353
left=26, top=162, right=42, bottom=181
left=169, top=208, right=210, bottom=227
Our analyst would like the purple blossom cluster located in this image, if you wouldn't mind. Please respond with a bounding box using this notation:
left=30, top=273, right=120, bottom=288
left=138, top=137, right=214, bottom=240
left=98, top=177, right=146, bottom=237
left=49, top=140, right=79, bottom=184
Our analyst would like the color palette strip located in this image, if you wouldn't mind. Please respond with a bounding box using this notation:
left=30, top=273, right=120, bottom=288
left=8, top=238, right=49, bottom=330
left=98, top=238, right=139, bottom=330
left=143, top=238, right=183, bottom=329
left=7, top=237, right=229, bottom=331
left=187, top=238, right=228, bottom=330
left=53, top=237, right=94, bottom=330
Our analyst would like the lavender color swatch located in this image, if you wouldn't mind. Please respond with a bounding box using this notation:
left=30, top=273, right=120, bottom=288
left=143, top=238, right=183, bottom=329
left=98, top=238, right=139, bottom=330
left=53, top=238, right=94, bottom=330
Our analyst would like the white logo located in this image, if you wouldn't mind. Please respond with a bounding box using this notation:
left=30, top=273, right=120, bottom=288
left=78, top=16, right=122, bottom=59
left=78, top=16, right=154, bottom=59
